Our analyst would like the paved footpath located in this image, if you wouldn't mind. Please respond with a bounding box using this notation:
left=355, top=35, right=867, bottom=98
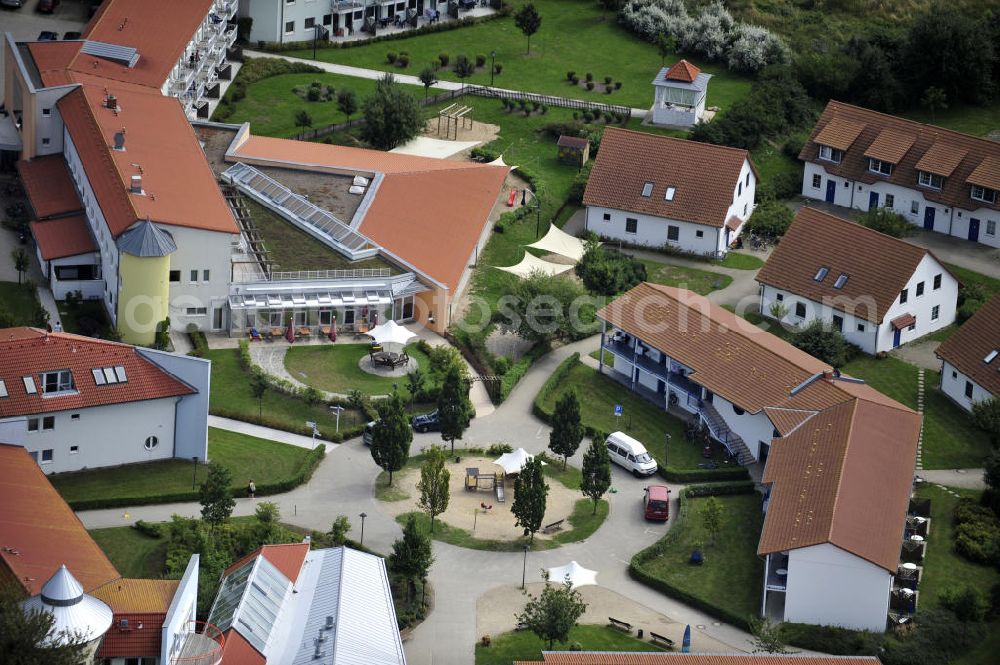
left=79, top=335, right=757, bottom=663
left=242, top=51, right=651, bottom=118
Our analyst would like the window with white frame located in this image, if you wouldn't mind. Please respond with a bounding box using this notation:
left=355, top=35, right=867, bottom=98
left=971, top=185, right=997, bottom=203
left=667, top=225, right=679, bottom=241
left=918, top=171, right=943, bottom=190
left=818, top=145, right=842, bottom=163
left=42, top=370, right=75, bottom=395
left=144, top=436, right=159, bottom=451
left=41, top=449, right=53, bottom=463
left=190, top=269, right=198, bottom=283
left=305, top=17, right=316, bottom=29
left=911, top=200, right=919, bottom=214
left=885, top=193, right=895, bottom=208
left=933, top=273, right=942, bottom=290
left=987, top=220, right=997, bottom=236
left=794, top=302, right=806, bottom=318
left=625, top=218, right=637, bottom=234
left=811, top=174, right=821, bottom=189
left=284, top=20, right=295, bottom=33
left=202, top=269, right=210, bottom=282
left=931, top=305, right=940, bottom=321
left=186, top=307, right=208, bottom=316
left=868, top=158, right=893, bottom=176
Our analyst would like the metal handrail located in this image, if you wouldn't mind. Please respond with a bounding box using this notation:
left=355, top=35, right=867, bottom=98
left=170, top=621, right=224, bottom=665
left=270, top=268, right=391, bottom=281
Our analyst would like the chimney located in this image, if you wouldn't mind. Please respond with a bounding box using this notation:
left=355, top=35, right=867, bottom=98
left=106, top=94, right=118, bottom=110
left=130, top=175, right=143, bottom=194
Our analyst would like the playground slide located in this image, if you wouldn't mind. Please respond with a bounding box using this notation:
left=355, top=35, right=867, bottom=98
left=496, top=483, right=505, bottom=503
left=506, top=189, right=518, bottom=207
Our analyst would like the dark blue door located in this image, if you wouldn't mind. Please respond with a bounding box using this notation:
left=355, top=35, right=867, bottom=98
left=924, top=206, right=935, bottom=230
left=825, top=180, right=836, bottom=203
left=869, top=191, right=879, bottom=209
left=893, top=329, right=902, bottom=348
left=969, top=218, right=981, bottom=242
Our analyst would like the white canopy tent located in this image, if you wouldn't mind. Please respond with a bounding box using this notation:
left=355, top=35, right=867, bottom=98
left=493, top=447, right=545, bottom=474
left=526, top=224, right=592, bottom=262
left=495, top=252, right=573, bottom=278
left=546, top=561, right=598, bottom=588
left=367, top=320, right=417, bottom=347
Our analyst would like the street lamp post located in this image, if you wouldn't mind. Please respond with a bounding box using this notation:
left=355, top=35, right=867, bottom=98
left=490, top=50, right=496, bottom=87
left=664, top=433, right=671, bottom=471
left=312, top=25, right=321, bottom=60
left=191, top=456, right=199, bottom=489
left=359, top=512, right=368, bottom=546
left=521, top=543, right=529, bottom=589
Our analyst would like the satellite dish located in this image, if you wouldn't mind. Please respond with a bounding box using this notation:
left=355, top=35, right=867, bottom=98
left=113, top=131, right=126, bottom=150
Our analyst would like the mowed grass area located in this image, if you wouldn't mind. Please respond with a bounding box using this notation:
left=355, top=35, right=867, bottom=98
left=476, top=624, right=663, bottom=665
left=841, top=355, right=992, bottom=469
left=946, top=263, right=1000, bottom=298
left=537, top=361, right=732, bottom=472
left=289, top=0, right=753, bottom=111
left=0, top=281, right=39, bottom=324
left=640, top=259, right=732, bottom=295
left=50, top=428, right=314, bottom=505
left=89, top=526, right=167, bottom=579
left=206, top=348, right=366, bottom=434
left=284, top=342, right=432, bottom=395
left=245, top=198, right=397, bottom=273
left=713, top=251, right=764, bottom=270
left=633, top=493, right=764, bottom=623
left=904, top=102, right=1000, bottom=139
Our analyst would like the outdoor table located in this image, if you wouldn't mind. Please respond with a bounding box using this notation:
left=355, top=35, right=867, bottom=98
left=271, top=327, right=283, bottom=338
left=297, top=326, right=311, bottom=338
left=371, top=351, right=389, bottom=366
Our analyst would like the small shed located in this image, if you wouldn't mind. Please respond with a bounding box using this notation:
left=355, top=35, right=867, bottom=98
left=557, top=135, right=590, bottom=167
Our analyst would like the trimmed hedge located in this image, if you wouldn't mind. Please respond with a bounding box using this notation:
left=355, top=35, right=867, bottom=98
left=66, top=446, right=325, bottom=511
left=188, top=330, right=209, bottom=358
left=683, top=481, right=756, bottom=498
left=533, top=354, right=749, bottom=483
left=780, top=622, right=883, bottom=655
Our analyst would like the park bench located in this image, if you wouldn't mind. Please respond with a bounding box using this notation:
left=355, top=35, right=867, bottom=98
left=542, top=519, right=565, bottom=534
left=649, top=631, right=674, bottom=648
left=608, top=617, right=632, bottom=633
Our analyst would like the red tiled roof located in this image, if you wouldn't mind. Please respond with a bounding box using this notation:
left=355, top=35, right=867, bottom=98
left=16, top=155, right=82, bottom=219
left=26, top=41, right=81, bottom=88
left=90, top=578, right=179, bottom=613
left=583, top=128, right=755, bottom=228
left=801, top=100, right=1000, bottom=213
left=0, top=444, right=120, bottom=595
left=218, top=629, right=265, bottom=665
left=530, top=655, right=882, bottom=665
left=74, top=0, right=212, bottom=89
left=725, top=215, right=742, bottom=231
left=936, top=293, right=1000, bottom=396
left=890, top=312, right=916, bottom=330
left=0, top=327, right=195, bottom=418
left=763, top=407, right=817, bottom=436
left=31, top=215, right=97, bottom=260
left=222, top=542, right=310, bottom=583
left=665, top=59, right=700, bottom=82
left=230, top=133, right=510, bottom=290
left=755, top=208, right=937, bottom=323
left=95, top=612, right=168, bottom=658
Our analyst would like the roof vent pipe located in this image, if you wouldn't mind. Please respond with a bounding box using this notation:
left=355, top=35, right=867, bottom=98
left=106, top=94, right=117, bottom=110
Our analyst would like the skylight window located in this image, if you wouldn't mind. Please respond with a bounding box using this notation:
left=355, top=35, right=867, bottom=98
left=665, top=187, right=676, bottom=201
left=641, top=182, right=653, bottom=197
left=0, top=380, right=7, bottom=398
left=103, top=368, right=117, bottom=384
left=23, top=376, right=37, bottom=395
left=833, top=273, right=849, bottom=289
left=92, top=369, right=107, bottom=385
left=114, top=366, right=127, bottom=383
left=814, top=267, right=830, bottom=282
left=986, top=350, right=999, bottom=364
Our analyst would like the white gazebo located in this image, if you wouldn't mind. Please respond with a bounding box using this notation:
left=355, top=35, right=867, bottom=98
left=651, top=59, right=712, bottom=127
left=546, top=561, right=598, bottom=588
left=493, top=447, right=544, bottom=475
left=367, top=320, right=417, bottom=348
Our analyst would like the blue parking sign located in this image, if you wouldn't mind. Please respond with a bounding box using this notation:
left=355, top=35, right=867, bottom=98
left=614, top=404, right=622, bottom=416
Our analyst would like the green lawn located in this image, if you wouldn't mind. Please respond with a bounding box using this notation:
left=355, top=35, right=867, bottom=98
left=284, top=342, right=432, bottom=395
left=841, top=355, right=992, bottom=469
left=0, top=281, right=40, bottom=325
left=476, top=624, right=663, bottom=665
left=538, top=361, right=734, bottom=472
left=50, top=428, right=315, bottom=506
left=903, top=102, right=1000, bottom=138
left=632, top=493, right=764, bottom=624
left=89, top=526, right=167, bottom=579
left=946, top=263, right=1000, bottom=299
left=712, top=251, right=764, bottom=271
left=288, top=0, right=753, bottom=111
left=206, top=348, right=366, bottom=434
left=640, top=259, right=732, bottom=295
left=56, top=300, right=113, bottom=338
left=245, top=198, right=397, bottom=273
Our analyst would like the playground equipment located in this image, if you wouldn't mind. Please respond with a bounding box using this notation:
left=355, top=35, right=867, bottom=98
left=437, top=103, right=474, bottom=140
left=465, top=467, right=506, bottom=502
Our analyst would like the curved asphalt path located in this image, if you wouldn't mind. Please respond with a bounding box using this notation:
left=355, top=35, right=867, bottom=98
left=78, top=335, right=756, bottom=663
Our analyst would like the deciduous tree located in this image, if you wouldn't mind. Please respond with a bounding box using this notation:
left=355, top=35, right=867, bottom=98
left=514, top=4, right=542, bottom=55
left=418, top=66, right=438, bottom=98
left=515, top=572, right=587, bottom=649
left=199, top=462, right=235, bottom=529
left=294, top=109, right=313, bottom=128
left=11, top=249, right=28, bottom=286
left=749, top=616, right=790, bottom=654
left=370, top=391, right=412, bottom=486
left=0, top=587, right=90, bottom=665
left=336, top=88, right=358, bottom=122
left=701, top=496, right=723, bottom=545
left=512, top=457, right=548, bottom=543
left=437, top=365, right=472, bottom=454
left=389, top=514, right=434, bottom=602
left=250, top=372, right=267, bottom=419
left=417, top=445, right=450, bottom=532
left=972, top=398, right=1000, bottom=448
left=549, top=390, right=583, bottom=468
left=581, top=435, right=611, bottom=515
left=361, top=74, right=423, bottom=150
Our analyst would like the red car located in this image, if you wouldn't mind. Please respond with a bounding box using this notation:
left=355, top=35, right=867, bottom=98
left=644, top=485, right=671, bottom=521
left=38, top=0, right=59, bottom=12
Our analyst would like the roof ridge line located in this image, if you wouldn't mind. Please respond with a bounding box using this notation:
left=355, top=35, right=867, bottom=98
left=829, top=99, right=1000, bottom=149
left=605, top=125, right=751, bottom=157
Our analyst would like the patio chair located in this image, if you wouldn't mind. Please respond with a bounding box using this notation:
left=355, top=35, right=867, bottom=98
left=248, top=327, right=262, bottom=342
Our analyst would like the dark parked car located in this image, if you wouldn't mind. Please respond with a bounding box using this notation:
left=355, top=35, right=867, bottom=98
left=63, top=31, right=82, bottom=40
left=411, top=410, right=440, bottom=433
left=38, top=0, right=59, bottom=13
left=0, top=0, right=25, bottom=9
left=37, top=31, right=59, bottom=41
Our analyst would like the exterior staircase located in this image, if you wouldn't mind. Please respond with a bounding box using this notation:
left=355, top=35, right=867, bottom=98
left=699, top=401, right=755, bottom=466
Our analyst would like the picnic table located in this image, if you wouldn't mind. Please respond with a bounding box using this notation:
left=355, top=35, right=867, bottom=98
left=270, top=327, right=283, bottom=339
left=371, top=351, right=410, bottom=368
left=296, top=326, right=311, bottom=339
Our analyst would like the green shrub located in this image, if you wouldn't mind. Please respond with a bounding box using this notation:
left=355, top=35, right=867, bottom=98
left=187, top=330, right=209, bottom=358
left=615, top=81, right=623, bottom=89
left=780, top=622, right=883, bottom=655
left=566, top=70, right=575, bottom=81
left=575, top=241, right=647, bottom=296
left=397, top=54, right=410, bottom=67
left=585, top=81, right=595, bottom=91
left=476, top=54, right=486, bottom=67
left=957, top=298, right=984, bottom=323
left=858, top=207, right=917, bottom=238
left=487, top=443, right=514, bottom=456
left=683, top=481, right=756, bottom=498
left=746, top=199, right=794, bottom=238
left=387, top=51, right=397, bottom=63
left=604, top=75, right=613, bottom=85
left=438, top=52, right=450, bottom=67
left=585, top=72, right=593, bottom=82
left=236, top=57, right=323, bottom=85
left=757, top=171, right=802, bottom=201
left=791, top=320, right=859, bottom=368
left=952, top=498, right=1000, bottom=564
left=133, top=520, right=162, bottom=538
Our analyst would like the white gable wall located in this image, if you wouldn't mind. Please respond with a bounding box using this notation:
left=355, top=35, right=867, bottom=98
left=725, top=158, right=757, bottom=237
left=940, top=360, right=995, bottom=413
left=585, top=205, right=722, bottom=256
left=709, top=394, right=774, bottom=461
left=759, top=283, right=879, bottom=354
left=784, top=543, right=891, bottom=632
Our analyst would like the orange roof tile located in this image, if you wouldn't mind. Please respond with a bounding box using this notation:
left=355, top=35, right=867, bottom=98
left=890, top=312, right=916, bottom=330
left=913, top=141, right=968, bottom=178
left=218, top=629, right=265, bottom=665
left=863, top=128, right=916, bottom=165
left=97, top=611, right=170, bottom=659
left=230, top=133, right=510, bottom=290
left=725, top=215, right=742, bottom=231
left=90, top=578, right=179, bottom=613
left=16, top=155, right=82, bottom=219
left=73, top=0, right=212, bottom=89
left=222, top=542, right=310, bottom=583
left=755, top=208, right=934, bottom=323
left=811, top=115, right=866, bottom=152
left=583, top=128, right=755, bottom=228
left=0, top=327, right=195, bottom=417
left=26, top=41, right=81, bottom=88
left=763, top=407, right=817, bottom=436
left=531, top=655, right=882, bottom=665
left=31, top=215, right=97, bottom=260
left=966, top=155, right=1000, bottom=191
left=760, top=398, right=921, bottom=571
left=58, top=84, right=238, bottom=238
left=0, top=444, right=120, bottom=595
left=936, top=293, right=1000, bottom=396
left=665, top=59, right=701, bottom=82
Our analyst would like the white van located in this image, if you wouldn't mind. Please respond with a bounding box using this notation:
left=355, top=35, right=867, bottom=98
left=605, top=431, right=658, bottom=477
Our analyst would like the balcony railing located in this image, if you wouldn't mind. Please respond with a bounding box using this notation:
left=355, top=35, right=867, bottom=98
left=170, top=621, right=224, bottom=665
left=269, top=268, right=392, bottom=281
left=764, top=553, right=789, bottom=591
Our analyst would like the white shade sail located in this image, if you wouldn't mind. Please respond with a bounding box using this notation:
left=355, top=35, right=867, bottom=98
left=495, top=252, right=573, bottom=278
left=493, top=448, right=539, bottom=474
left=367, top=320, right=417, bottom=346
left=546, top=561, right=597, bottom=588
left=526, top=224, right=592, bottom=262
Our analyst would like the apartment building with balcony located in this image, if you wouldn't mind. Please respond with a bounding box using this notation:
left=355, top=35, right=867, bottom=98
left=598, top=284, right=921, bottom=631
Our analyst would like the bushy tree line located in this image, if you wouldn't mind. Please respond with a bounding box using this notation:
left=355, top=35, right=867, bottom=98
left=574, top=237, right=647, bottom=296
left=618, top=0, right=788, bottom=74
